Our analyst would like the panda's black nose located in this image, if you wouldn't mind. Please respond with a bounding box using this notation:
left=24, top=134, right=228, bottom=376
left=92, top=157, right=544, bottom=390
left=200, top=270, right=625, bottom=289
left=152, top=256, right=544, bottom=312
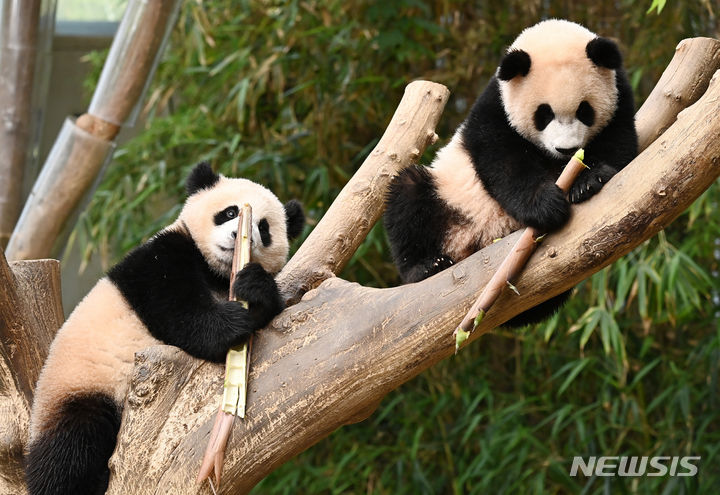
left=555, top=147, right=576, bottom=156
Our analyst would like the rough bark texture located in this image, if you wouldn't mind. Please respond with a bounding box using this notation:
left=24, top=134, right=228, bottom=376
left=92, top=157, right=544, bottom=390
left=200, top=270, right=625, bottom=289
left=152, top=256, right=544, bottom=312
left=0, top=250, right=63, bottom=494
left=0, top=0, right=43, bottom=249
left=104, top=60, right=720, bottom=494
left=275, top=80, right=449, bottom=304
left=635, top=37, right=720, bottom=150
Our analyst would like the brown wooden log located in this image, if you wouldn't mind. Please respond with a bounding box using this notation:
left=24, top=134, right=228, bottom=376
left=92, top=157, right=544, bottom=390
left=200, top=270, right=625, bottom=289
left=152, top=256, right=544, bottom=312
left=275, top=80, right=449, bottom=304
left=6, top=0, right=182, bottom=261
left=0, top=0, right=43, bottom=249
left=87, top=0, right=181, bottom=126
left=0, top=249, right=63, bottom=494
left=635, top=37, right=720, bottom=151
left=106, top=61, right=720, bottom=494
left=5, top=119, right=116, bottom=261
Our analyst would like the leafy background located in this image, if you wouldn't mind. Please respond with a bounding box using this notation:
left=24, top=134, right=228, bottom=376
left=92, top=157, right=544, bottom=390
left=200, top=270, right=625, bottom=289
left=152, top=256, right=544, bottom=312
left=70, top=0, right=719, bottom=493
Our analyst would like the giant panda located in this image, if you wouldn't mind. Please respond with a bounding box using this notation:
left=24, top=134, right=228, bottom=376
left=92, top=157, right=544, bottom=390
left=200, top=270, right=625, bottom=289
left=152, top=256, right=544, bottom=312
left=25, top=162, right=305, bottom=495
left=384, top=19, right=638, bottom=325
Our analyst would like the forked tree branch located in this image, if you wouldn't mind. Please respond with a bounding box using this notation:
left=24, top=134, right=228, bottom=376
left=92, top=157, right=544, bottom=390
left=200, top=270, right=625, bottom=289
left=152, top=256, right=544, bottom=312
left=276, top=80, right=450, bottom=304
left=104, top=38, right=720, bottom=495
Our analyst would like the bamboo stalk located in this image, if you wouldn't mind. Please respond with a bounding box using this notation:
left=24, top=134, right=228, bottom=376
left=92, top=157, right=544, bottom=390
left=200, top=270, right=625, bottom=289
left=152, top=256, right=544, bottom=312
left=197, top=204, right=253, bottom=489
left=454, top=149, right=587, bottom=352
left=0, top=0, right=45, bottom=249
left=6, top=0, right=182, bottom=260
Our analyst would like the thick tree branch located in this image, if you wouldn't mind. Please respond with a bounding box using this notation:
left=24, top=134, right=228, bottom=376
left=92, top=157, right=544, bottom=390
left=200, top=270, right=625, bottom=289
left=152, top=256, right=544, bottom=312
left=106, top=42, right=720, bottom=493
left=635, top=37, right=720, bottom=150
left=276, top=80, right=450, bottom=304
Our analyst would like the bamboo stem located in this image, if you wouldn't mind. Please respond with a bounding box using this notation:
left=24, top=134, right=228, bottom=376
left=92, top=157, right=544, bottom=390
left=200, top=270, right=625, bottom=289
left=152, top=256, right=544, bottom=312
left=454, top=150, right=588, bottom=351
left=197, top=204, right=253, bottom=488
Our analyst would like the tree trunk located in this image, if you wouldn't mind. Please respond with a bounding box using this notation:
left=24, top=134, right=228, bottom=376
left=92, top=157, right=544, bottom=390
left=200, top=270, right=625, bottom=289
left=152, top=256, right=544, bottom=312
left=0, top=0, right=44, bottom=249
left=0, top=250, right=63, bottom=494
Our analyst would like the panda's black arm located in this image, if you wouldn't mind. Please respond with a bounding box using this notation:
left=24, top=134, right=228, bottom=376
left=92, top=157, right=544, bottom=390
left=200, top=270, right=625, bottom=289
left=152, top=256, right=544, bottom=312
left=585, top=71, right=639, bottom=170
left=462, top=78, right=571, bottom=233
left=570, top=70, right=638, bottom=204
left=107, top=231, right=280, bottom=363
left=482, top=155, right=571, bottom=233
left=464, top=129, right=571, bottom=234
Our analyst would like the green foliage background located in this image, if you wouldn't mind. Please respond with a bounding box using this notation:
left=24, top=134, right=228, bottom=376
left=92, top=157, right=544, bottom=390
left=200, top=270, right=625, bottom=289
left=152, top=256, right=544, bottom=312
left=74, top=1, right=719, bottom=493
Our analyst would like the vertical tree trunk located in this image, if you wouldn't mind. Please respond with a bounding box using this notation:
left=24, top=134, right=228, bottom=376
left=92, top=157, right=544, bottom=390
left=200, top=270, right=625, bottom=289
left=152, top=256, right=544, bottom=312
left=0, top=0, right=44, bottom=249
left=0, top=249, right=63, bottom=494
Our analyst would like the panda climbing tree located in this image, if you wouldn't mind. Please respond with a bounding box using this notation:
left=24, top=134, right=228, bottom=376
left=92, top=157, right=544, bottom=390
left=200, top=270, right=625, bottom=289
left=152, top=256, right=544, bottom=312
left=1, top=27, right=720, bottom=495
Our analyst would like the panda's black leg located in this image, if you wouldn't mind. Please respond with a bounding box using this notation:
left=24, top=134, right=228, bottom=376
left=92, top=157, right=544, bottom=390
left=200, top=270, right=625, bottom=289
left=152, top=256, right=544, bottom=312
left=232, top=262, right=283, bottom=328
left=384, top=166, right=454, bottom=284
left=502, top=289, right=572, bottom=328
left=25, top=393, right=122, bottom=495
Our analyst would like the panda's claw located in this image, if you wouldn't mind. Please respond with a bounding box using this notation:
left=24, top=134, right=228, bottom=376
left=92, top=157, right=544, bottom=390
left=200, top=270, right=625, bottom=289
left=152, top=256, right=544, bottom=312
left=569, top=163, right=617, bottom=204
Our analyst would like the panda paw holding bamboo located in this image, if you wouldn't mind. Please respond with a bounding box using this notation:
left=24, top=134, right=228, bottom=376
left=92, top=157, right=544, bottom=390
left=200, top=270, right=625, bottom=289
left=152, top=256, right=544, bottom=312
left=25, top=162, right=304, bottom=495
left=385, top=19, right=638, bottom=325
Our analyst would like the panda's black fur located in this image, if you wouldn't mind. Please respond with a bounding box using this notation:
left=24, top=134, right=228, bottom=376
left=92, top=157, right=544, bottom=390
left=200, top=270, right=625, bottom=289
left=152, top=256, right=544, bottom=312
left=106, top=232, right=282, bottom=363
left=384, top=20, right=638, bottom=326
left=25, top=163, right=304, bottom=495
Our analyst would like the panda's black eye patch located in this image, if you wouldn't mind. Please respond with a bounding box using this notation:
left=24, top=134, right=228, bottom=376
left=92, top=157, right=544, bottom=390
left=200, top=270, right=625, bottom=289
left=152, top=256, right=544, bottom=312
left=534, top=104, right=554, bottom=131
left=258, top=218, right=272, bottom=247
left=214, top=206, right=239, bottom=225
left=576, top=101, right=595, bottom=126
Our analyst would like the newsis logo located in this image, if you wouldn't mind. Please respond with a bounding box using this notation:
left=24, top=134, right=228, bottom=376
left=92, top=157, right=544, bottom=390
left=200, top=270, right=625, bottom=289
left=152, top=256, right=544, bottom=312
left=570, top=456, right=701, bottom=477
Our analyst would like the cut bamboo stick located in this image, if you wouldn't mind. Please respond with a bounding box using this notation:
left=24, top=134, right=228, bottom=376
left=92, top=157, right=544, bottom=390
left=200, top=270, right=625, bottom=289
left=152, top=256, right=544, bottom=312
left=454, top=149, right=587, bottom=351
left=197, top=204, right=253, bottom=489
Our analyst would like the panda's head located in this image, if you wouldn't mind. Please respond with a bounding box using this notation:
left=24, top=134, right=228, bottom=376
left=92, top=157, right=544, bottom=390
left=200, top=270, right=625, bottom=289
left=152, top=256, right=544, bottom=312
left=497, top=19, right=623, bottom=159
left=177, top=162, right=305, bottom=276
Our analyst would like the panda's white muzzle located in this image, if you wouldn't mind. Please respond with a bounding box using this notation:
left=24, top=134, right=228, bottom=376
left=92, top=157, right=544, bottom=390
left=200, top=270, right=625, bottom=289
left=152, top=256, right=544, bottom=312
left=540, top=120, right=588, bottom=158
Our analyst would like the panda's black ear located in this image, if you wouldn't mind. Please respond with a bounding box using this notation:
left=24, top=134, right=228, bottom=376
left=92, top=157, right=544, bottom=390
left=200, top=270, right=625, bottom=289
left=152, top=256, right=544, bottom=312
left=586, top=37, right=622, bottom=70
left=186, top=162, right=220, bottom=196
left=498, top=49, right=531, bottom=81
left=284, top=200, right=305, bottom=240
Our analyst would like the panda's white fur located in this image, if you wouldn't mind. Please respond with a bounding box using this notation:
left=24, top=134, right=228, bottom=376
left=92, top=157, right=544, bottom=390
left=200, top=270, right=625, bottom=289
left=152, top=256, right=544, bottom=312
left=432, top=129, right=521, bottom=262
left=26, top=163, right=304, bottom=495
left=29, top=278, right=157, bottom=442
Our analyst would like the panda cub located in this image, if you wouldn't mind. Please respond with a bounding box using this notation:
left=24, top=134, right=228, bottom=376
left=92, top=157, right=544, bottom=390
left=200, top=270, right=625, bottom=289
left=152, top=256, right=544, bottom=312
left=25, top=162, right=305, bottom=495
left=385, top=19, right=637, bottom=325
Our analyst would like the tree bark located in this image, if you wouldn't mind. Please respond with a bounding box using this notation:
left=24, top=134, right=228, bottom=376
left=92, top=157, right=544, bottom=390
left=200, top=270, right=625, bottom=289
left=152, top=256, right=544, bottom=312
left=2, top=37, right=719, bottom=495
left=635, top=37, right=720, bottom=151
left=105, top=61, right=720, bottom=495
left=0, top=249, right=63, bottom=494
left=276, top=80, right=449, bottom=304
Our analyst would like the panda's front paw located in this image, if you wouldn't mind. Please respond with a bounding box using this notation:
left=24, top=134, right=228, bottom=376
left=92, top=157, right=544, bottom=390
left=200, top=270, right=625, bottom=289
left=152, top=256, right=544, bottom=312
left=401, top=255, right=455, bottom=283
left=232, top=263, right=280, bottom=309
left=425, top=255, right=454, bottom=276
left=569, top=163, right=616, bottom=204
left=527, top=184, right=570, bottom=233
